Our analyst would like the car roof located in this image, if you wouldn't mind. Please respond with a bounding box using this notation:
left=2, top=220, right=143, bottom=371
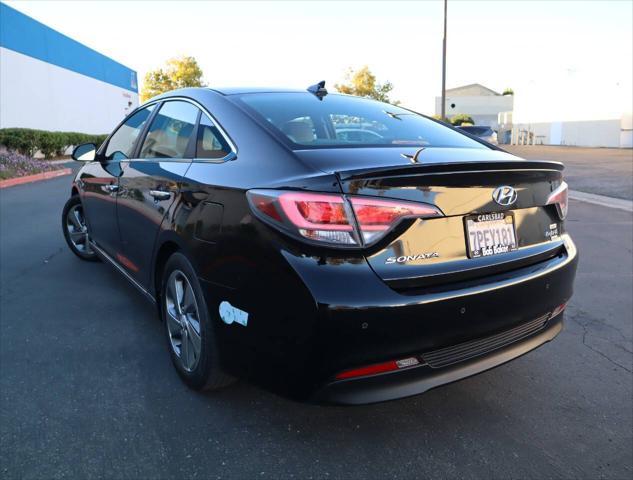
left=141, top=86, right=312, bottom=105
left=208, top=87, right=308, bottom=96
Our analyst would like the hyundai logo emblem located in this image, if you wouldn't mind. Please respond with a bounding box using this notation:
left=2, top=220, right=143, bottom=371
left=492, top=186, right=518, bottom=206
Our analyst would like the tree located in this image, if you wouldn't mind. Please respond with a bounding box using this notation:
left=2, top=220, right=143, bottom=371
left=334, top=66, right=399, bottom=104
left=449, top=114, right=474, bottom=126
left=140, top=56, right=206, bottom=102
left=502, top=88, right=514, bottom=96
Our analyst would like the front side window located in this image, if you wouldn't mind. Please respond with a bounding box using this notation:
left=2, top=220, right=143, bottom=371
left=140, top=101, right=198, bottom=159
left=235, top=92, right=488, bottom=150
left=196, top=114, right=231, bottom=159
left=104, top=105, right=155, bottom=161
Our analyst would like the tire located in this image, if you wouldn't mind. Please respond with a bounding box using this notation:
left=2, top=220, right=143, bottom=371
left=62, top=195, right=99, bottom=262
left=161, top=252, right=235, bottom=391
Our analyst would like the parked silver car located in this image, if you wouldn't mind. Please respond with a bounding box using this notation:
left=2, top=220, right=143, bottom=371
left=457, top=125, right=498, bottom=144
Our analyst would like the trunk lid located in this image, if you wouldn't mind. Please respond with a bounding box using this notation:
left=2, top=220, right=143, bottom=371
left=295, top=146, right=522, bottom=174
left=296, top=147, right=566, bottom=289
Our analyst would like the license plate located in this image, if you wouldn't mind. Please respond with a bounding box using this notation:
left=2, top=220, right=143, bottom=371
left=465, top=212, right=518, bottom=258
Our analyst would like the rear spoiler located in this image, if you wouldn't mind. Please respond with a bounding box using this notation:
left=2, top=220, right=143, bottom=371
left=336, top=160, right=564, bottom=181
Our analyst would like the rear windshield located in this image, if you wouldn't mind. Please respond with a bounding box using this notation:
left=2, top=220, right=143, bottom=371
left=459, top=126, right=493, bottom=136
left=233, top=92, right=488, bottom=150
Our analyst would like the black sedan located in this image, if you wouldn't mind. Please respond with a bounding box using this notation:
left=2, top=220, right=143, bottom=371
left=62, top=84, right=578, bottom=404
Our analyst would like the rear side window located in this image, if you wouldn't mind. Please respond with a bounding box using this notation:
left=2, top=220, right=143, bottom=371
left=104, top=105, right=155, bottom=161
left=140, top=101, right=198, bottom=159
left=196, top=114, right=231, bottom=159
left=235, top=92, right=488, bottom=150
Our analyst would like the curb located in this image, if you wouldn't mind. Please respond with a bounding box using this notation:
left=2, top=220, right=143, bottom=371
left=0, top=168, right=72, bottom=189
left=569, top=190, right=633, bottom=213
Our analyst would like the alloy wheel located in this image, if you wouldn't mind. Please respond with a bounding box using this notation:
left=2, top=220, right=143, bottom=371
left=165, top=270, right=202, bottom=372
left=66, top=204, right=94, bottom=255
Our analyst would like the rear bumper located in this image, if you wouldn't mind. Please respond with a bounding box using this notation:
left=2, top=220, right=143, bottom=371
left=283, top=234, right=578, bottom=403
left=313, top=313, right=563, bottom=405
left=206, top=234, right=577, bottom=404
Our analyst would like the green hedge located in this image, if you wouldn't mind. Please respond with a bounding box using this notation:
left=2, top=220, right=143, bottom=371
left=449, top=114, right=475, bottom=126
left=0, top=128, right=108, bottom=159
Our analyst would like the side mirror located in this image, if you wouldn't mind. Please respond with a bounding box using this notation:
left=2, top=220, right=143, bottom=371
left=71, top=143, right=97, bottom=162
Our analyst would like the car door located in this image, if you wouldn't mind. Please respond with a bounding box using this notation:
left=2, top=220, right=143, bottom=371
left=80, top=105, right=155, bottom=256
left=116, top=100, right=199, bottom=287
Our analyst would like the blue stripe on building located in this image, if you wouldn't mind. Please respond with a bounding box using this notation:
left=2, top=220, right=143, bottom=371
left=0, top=2, right=137, bottom=93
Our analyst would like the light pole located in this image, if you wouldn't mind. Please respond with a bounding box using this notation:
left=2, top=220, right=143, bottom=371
left=441, top=0, right=447, bottom=121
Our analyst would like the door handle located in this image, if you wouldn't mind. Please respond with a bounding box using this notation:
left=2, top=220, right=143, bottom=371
left=149, top=190, right=172, bottom=201
left=104, top=184, right=119, bottom=193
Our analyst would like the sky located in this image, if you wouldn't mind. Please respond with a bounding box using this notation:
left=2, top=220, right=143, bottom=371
left=5, top=0, right=633, bottom=121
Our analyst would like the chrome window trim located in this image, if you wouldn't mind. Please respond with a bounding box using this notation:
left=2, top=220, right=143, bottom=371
left=141, top=96, right=238, bottom=163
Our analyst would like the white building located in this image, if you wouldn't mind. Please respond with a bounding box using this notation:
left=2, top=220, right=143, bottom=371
left=509, top=116, right=632, bottom=148
left=509, top=66, right=632, bottom=148
left=435, top=83, right=514, bottom=130
left=0, top=3, right=138, bottom=134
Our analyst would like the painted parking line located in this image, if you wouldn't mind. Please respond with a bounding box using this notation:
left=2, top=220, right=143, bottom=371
left=569, top=190, right=633, bottom=212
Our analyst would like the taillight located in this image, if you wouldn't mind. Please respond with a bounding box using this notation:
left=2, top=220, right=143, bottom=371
left=350, top=196, right=442, bottom=243
left=248, top=191, right=357, bottom=245
left=247, top=190, right=443, bottom=247
left=547, top=181, right=568, bottom=220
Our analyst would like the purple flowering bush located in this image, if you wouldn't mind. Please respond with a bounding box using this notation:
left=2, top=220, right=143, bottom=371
left=0, top=150, right=64, bottom=180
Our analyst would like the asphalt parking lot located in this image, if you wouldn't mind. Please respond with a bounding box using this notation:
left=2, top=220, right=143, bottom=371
left=1, top=170, right=632, bottom=479
left=505, top=145, right=633, bottom=200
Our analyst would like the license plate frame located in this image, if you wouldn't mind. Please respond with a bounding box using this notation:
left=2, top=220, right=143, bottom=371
left=464, top=212, right=518, bottom=259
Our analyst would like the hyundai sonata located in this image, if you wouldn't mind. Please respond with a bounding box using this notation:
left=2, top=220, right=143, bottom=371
left=62, top=83, right=578, bottom=404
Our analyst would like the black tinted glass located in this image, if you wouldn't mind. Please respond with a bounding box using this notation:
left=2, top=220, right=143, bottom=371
left=140, top=101, right=198, bottom=159
left=235, top=93, right=487, bottom=150
left=196, top=114, right=231, bottom=159
left=104, top=105, right=155, bottom=161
